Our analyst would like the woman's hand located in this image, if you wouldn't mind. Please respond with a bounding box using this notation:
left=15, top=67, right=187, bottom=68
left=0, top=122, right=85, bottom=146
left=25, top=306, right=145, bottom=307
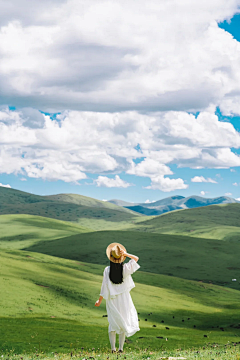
left=95, top=296, right=103, bottom=307
left=120, top=249, right=127, bottom=256
left=95, top=300, right=101, bottom=307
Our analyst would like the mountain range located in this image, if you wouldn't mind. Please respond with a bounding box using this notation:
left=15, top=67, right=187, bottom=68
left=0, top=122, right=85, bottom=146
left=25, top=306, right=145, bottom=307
left=108, top=195, right=240, bottom=215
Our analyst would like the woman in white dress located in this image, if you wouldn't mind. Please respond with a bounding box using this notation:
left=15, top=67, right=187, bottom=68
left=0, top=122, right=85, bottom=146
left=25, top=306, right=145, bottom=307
left=95, top=242, right=140, bottom=353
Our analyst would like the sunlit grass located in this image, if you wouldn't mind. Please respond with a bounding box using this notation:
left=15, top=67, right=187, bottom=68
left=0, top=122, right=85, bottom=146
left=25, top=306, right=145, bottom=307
left=1, top=344, right=240, bottom=359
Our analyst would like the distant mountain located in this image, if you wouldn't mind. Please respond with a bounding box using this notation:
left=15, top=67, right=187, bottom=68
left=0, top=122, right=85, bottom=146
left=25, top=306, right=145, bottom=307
left=108, top=195, right=240, bottom=216
left=126, top=204, right=182, bottom=216
left=140, top=195, right=185, bottom=208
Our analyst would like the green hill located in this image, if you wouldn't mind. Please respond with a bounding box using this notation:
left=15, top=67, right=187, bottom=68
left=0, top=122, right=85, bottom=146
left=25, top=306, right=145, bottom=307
left=131, top=203, right=240, bottom=240
left=3, top=188, right=240, bottom=354
left=44, top=193, right=134, bottom=211
left=0, top=187, right=142, bottom=230
left=0, top=186, right=48, bottom=204
left=24, top=230, right=240, bottom=290
left=0, top=214, right=90, bottom=250
left=1, top=249, right=240, bottom=353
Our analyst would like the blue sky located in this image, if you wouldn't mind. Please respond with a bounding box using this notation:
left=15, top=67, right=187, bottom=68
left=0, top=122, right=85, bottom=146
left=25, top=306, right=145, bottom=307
left=0, top=3, right=240, bottom=202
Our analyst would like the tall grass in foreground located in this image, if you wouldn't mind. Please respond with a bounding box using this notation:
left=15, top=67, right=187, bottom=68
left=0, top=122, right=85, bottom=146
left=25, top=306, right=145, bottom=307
left=1, top=344, right=240, bottom=360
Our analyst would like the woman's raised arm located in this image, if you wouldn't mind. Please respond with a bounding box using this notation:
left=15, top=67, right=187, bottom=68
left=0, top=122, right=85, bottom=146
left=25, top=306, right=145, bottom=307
left=120, top=249, right=139, bottom=262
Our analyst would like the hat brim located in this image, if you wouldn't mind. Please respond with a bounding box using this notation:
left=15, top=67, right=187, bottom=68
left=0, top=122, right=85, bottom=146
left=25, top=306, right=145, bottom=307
left=106, top=242, right=127, bottom=263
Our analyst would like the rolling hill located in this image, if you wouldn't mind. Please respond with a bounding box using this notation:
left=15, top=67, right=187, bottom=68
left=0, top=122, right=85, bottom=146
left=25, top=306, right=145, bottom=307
left=131, top=203, right=240, bottom=240
left=2, top=187, right=240, bottom=354
left=1, top=249, right=240, bottom=353
left=0, top=187, right=142, bottom=230
left=24, top=229, right=240, bottom=289
left=0, top=214, right=90, bottom=250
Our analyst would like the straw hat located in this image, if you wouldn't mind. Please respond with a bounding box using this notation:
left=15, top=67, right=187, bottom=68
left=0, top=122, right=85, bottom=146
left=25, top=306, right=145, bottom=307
left=106, top=242, right=127, bottom=263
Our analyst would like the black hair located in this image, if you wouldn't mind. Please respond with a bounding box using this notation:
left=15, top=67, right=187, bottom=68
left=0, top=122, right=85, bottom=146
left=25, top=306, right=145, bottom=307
left=109, top=260, right=123, bottom=284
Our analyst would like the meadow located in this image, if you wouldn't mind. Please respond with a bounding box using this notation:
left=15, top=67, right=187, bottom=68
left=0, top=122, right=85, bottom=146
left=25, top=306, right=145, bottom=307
left=1, top=249, right=240, bottom=356
left=131, top=203, right=240, bottom=240
left=25, top=230, right=240, bottom=290
left=1, top=188, right=240, bottom=358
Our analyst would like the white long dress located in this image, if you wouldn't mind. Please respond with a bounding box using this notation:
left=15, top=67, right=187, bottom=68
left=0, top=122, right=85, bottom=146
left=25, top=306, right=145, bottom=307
left=100, top=259, right=141, bottom=337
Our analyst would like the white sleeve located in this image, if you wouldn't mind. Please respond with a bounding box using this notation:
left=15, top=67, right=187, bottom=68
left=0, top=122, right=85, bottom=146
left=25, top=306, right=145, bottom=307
left=99, top=268, right=109, bottom=300
left=123, top=259, right=140, bottom=278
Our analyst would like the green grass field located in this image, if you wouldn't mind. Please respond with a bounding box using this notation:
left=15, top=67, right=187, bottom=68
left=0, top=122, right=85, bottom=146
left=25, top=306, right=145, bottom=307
left=1, top=249, right=240, bottom=355
left=2, top=346, right=240, bottom=360
left=24, top=230, right=240, bottom=290
left=0, top=214, right=90, bottom=250
left=1, top=188, right=240, bottom=357
left=131, top=203, right=240, bottom=240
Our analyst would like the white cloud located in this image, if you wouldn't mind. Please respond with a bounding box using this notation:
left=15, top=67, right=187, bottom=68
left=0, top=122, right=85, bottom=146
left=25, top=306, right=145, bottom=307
left=0, top=1, right=240, bottom=112
left=145, top=199, right=156, bottom=203
left=20, top=178, right=27, bottom=181
left=225, top=192, right=232, bottom=196
left=220, top=96, right=240, bottom=116
left=230, top=169, right=236, bottom=172
left=191, top=176, right=217, bottom=183
left=236, top=197, right=240, bottom=201
left=1, top=1, right=240, bottom=187
left=0, top=183, right=11, bottom=188
left=200, top=191, right=206, bottom=196
left=0, top=108, right=240, bottom=184
left=146, top=175, right=188, bottom=192
left=127, top=159, right=173, bottom=178
left=127, top=158, right=188, bottom=192
left=233, top=182, right=238, bottom=186
left=95, top=175, right=132, bottom=188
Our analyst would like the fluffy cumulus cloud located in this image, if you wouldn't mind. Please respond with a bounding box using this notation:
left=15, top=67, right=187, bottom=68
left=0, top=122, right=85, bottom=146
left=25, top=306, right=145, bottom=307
left=0, top=107, right=240, bottom=188
left=1, top=1, right=240, bottom=190
left=191, top=176, right=217, bottom=183
left=225, top=192, right=232, bottom=196
left=145, top=176, right=188, bottom=192
left=94, top=175, right=132, bottom=188
left=0, top=0, right=240, bottom=112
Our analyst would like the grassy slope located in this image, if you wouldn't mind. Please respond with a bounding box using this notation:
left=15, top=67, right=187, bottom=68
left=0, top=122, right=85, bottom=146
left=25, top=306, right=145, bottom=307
left=0, top=214, right=90, bottom=250
left=0, top=187, right=142, bottom=230
left=0, top=187, right=136, bottom=214
left=2, top=189, right=240, bottom=354
left=1, top=250, right=240, bottom=353
left=44, top=193, right=135, bottom=211
left=131, top=203, right=240, bottom=240
left=24, top=230, right=240, bottom=290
